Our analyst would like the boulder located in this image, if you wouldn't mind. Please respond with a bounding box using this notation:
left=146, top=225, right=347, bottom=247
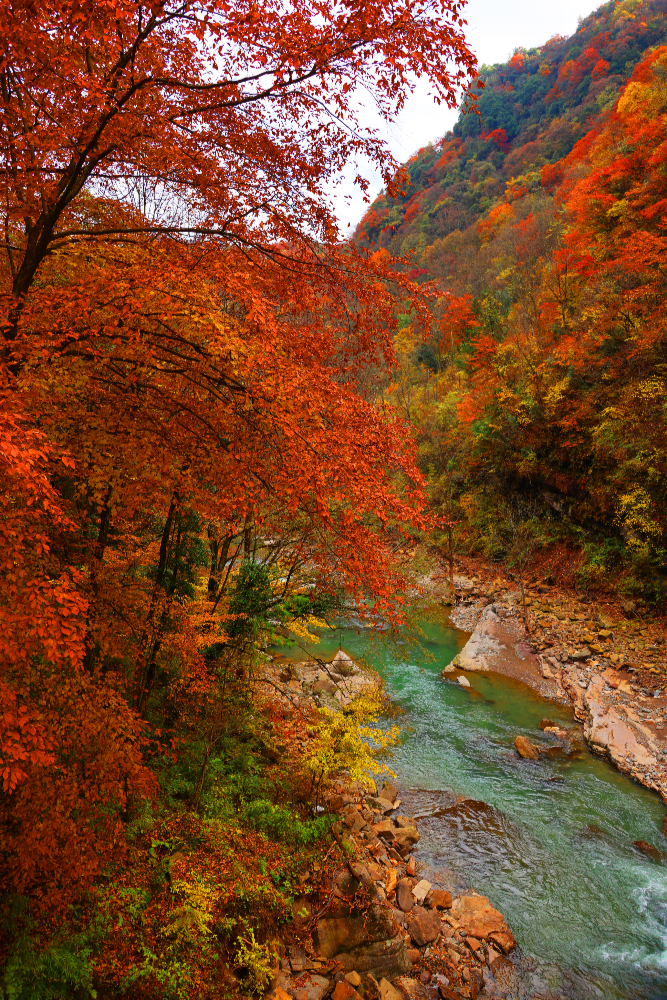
left=393, top=826, right=420, bottom=849
left=407, top=906, right=441, bottom=946
left=373, top=819, right=397, bottom=840
left=633, top=839, right=663, bottom=862
left=332, top=983, right=362, bottom=1000
left=367, top=796, right=396, bottom=814
left=395, top=977, right=427, bottom=998
left=379, top=979, right=402, bottom=1000
left=343, top=811, right=367, bottom=833
left=331, top=650, right=356, bottom=676
left=291, top=975, right=330, bottom=1000
left=514, top=735, right=540, bottom=760
left=438, top=986, right=465, bottom=1000
left=314, top=676, right=338, bottom=695
left=380, top=781, right=399, bottom=802
left=396, top=878, right=414, bottom=912
left=451, top=895, right=515, bottom=953
left=426, top=889, right=452, bottom=910
left=465, top=936, right=482, bottom=954
left=488, top=929, right=516, bottom=955
left=267, top=987, right=292, bottom=1000
left=315, top=864, right=410, bottom=980
left=411, top=879, right=432, bottom=905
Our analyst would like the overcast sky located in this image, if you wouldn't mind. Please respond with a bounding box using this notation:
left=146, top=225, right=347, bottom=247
left=332, top=0, right=600, bottom=233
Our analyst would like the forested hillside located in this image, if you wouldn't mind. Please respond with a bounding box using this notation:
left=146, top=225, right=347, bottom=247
left=356, top=0, right=667, bottom=600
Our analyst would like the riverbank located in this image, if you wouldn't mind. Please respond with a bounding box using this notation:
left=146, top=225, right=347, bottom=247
left=444, top=566, right=667, bottom=813
left=262, top=652, right=517, bottom=1000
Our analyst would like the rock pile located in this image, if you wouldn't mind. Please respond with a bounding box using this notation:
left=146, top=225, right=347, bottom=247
left=262, top=649, right=374, bottom=712
left=267, top=777, right=516, bottom=1000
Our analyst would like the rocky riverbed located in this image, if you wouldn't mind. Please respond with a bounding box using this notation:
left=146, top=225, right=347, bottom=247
left=445, top=572, right=667, bottom=808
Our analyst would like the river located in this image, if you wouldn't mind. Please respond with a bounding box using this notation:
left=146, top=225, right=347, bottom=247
left=274, top=616, right=667, bottom=999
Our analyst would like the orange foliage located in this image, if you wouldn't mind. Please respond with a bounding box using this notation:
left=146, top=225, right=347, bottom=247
left=0, top=0, right=478, bottom=924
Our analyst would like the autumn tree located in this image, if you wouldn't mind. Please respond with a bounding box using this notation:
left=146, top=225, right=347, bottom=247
left=0, top=0, right=479, bottom=925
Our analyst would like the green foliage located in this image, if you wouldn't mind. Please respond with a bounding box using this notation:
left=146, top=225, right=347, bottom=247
left=1, top=930, right=97, bottom=1000
left=227, top=560, right=273, bottom=638
left=240, top=799, right=330, bottom=846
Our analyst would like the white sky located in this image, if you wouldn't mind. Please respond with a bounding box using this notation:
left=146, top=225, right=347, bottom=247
left=332, top=0, right=600, bottom=233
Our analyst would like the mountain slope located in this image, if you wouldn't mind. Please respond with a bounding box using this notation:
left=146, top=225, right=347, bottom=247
left=355, top=0, right=667, bottom=261
left=355, top=0, right=667, bottom=601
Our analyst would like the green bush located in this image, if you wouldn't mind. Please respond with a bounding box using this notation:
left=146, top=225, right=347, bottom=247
left=2, top=934, right=97, bottom=1000
left=240, top=799, right=330, bottom=846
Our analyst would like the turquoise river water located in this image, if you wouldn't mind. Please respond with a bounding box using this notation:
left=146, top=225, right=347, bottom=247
left=275, top=618, right=667, bottom=1000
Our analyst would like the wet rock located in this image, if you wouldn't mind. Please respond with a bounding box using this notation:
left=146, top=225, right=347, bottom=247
left=345, top=972, right=362, bottom=988
left=458, top=676, right=471, bottom=688
left=514, top=735, right=540, bottom=760
left=426, top=889, right=453, bottom=910
left=397, top=878, right=415, bottom=912
left=538, top=718, right=555, bottom=729
left=451, top=895, right=515, bottom=953
left=633, top=839, right=663, bottom=862
left=578, top=823, right=606, bottom=840
left=407, top=906, right=442, bottom=946
left=373, top=819, right=397, bottom=840
left=406, top=949, right=421, bottom=965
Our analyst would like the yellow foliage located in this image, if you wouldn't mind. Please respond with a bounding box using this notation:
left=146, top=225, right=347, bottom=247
left=234, top=929, right=276, bottom=995
left=162, top=877, right=217, bottom=949
left=285, top=615, right=327, bottom=643
left=305, top=685, right=399, bottom=788
left=615, top=486, right=663, bottom=547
